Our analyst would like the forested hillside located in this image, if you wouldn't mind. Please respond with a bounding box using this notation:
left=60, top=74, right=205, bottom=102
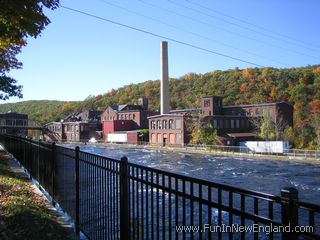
left=0, top=100, right=80, bottom=125
left=0, top=65, right=319, bottom=149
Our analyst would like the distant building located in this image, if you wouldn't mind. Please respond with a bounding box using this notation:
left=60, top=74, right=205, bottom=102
left=101, top=97, right=159, bottom=143
left=64, top=110, right=103, bottom=122
left=44, top=110, right=102, bottom=142
left=148, top=96, right=293, bottom=147
left=149, top=114, right=185, bottom=147
left=0, top=111, right=28, bottom=136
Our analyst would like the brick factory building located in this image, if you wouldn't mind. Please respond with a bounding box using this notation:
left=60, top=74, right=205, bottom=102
left=44, top=110, right=102, bottom=142
left=0, top=111, right=28, bottom=136
left=149, top=95, right=293, bottom=147
left=101, top=97, right=158, bottom=143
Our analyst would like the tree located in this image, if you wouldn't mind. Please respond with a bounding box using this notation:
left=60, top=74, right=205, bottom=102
left=309, top=100, right=320, bottom=149
left=187, top=115, right=217, bottom=145
left=190, top=122, right=217, bottom=145
left=0, top=0, right=59, bottom=100
left=250, top=111, right=285, bottom=141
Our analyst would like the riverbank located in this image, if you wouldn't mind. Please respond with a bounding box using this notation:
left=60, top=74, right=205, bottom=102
left=0, top=147, right=77, bottom=240
left=69, top=142, right=320, bottom=165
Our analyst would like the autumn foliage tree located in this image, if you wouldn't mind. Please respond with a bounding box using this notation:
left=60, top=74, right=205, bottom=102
left=0, top=0, right=59, bottom=100
left=309, top=99, right=320, bottom=148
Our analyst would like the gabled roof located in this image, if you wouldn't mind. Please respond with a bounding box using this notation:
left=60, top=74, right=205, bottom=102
left=107, top=104, right=143, bottom=112
left=223, top=101, right=293, bottom=109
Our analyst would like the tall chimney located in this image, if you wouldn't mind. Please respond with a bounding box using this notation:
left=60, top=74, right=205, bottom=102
left=160, top=41, right=170, bottom=115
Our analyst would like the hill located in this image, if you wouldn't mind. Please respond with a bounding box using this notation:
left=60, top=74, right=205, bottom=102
left=0, top=100, right=80, bottom=125
left=0, top=65, right=319, bottom=149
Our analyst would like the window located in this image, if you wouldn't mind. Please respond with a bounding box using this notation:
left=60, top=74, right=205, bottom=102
left=151, top=121, right=155, bottom=129
left=236, top=120, right=240, bottom=128
left=175, top=119, right=181, bottom=129
left=231, top=120, right=234, bottom=128
left=224, top=120, right=229, bottom=129
left=157, top=120, right=161, bottom=129
left=169, top=119, right=174, bottom=129
left=6, top=120, right=12, bottom=126
left=204, top=100, right=211, bottom=107
left=163, top=120, right=168, bottom=129
left=133, top=114, right=136, bottom=120
left=213, top=120, right=217, bottom=128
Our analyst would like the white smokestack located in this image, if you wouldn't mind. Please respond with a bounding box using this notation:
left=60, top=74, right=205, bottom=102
left=160, top=41, right=169, bottom=115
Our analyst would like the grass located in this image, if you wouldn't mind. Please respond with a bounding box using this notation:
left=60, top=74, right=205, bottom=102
left=0, top=150, right=74, bottom=240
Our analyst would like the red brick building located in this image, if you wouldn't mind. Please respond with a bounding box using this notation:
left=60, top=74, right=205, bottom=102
left=44, top=110, right=102, bottom=142
left=101, top=97, right=159, bottom=142
left=149, top=114, right=185, bottom=147
left=102, top=120, right=134, bottom=139
left=149, top=96, right=293, bottom=147
left=0, top=112, right=28, bottom=136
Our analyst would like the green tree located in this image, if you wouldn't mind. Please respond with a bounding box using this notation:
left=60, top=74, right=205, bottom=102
left=0, top=0, right=59, bottom=100
left=190, top=121, right=217, bottom=145
left=251, top=111, right=279, bottom=141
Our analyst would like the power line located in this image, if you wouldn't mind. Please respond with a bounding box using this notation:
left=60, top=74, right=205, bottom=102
left=99, top=0, right=289, bottom=67
left=171, top=0, right=320, bottom=53
left=60, top=5, right=265, bottom=67
left=184, top=0, right=320, bottom=51
left=137, top=0, right=320, bottom=61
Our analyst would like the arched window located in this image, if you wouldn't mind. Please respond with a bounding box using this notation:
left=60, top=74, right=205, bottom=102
left=163, top=120, right=168, bottom=129
left=151, top=121, right=156, bottom=129
left=169, top=119, right=173, bottom=129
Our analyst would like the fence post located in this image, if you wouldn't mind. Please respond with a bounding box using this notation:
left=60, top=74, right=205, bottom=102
left=51, top=142, right=56, bottom=206
left=75, top=146, right=80, bottom=236
left=37, top=140, right=41, bottom=181
left=120, top=156, right=129, bottom=240
left=281, top=187, right=299, bottom=240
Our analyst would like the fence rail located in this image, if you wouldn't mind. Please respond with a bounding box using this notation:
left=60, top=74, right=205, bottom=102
left=0, top=134, right=319, bottom=240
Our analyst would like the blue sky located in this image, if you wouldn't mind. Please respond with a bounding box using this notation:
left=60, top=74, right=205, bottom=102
left=6, top=0, right=320, bottom=103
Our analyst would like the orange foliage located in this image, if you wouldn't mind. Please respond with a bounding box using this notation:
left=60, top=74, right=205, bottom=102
left=269, top=87, right=278, bottom=100
left=309, top=99, right=320, bottom=115
left=242, top=68, right=253, bottom=79
left=239, top=83, right=248, bottom=93
left=294, top=102, right=302, bottom=111
left=313, top=67, right=320, bottom=75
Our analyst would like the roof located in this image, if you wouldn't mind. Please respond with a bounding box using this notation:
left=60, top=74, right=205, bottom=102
left=147, top=114, right=184, bottom=119
left=226, top=132, right=257, bottom=138
left=108, top=104, right=143, bottom=111
left=223, top=101, right=292, bottom=109
left=170, top=108, right=200, bottom=113
left=201, top=95, right=224, bottom=98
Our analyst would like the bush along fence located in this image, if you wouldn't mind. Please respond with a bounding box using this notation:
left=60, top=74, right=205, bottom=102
left=0, top=134, right=319, bottom=240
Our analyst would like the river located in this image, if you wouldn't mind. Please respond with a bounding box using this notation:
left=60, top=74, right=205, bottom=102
left=77, top=144, right=320, bottom=205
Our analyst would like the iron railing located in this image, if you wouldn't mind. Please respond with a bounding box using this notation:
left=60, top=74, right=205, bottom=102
left=0, top=134, right=319, bottom=240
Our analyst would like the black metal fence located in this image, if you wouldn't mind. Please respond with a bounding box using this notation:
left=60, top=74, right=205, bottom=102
left=0, top=134, right=319, bottom=240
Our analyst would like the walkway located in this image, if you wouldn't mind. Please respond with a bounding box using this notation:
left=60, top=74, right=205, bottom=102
left=0, top=147, right=78, bottom=240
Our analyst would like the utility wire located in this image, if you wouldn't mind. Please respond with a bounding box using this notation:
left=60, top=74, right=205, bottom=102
left=137, top=0, right=320, bottom=61
left=100, top=0, right=289, bottom=67
left=171, top=0, right=320, bottom=53
left=184, top=0, right=320, bottom=51
left=60, top=5, right=265, bottom=67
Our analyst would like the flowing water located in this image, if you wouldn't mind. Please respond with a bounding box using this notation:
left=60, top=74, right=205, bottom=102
left=78, top=145, right=320, bottom=204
